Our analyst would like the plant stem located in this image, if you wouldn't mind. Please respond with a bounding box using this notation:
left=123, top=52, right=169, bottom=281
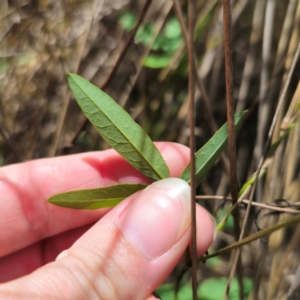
left=68, top=0, right=152, bottom=148
left=222, top=0, right=243, bottom=299
left=187, top=0, right=197, bottom=298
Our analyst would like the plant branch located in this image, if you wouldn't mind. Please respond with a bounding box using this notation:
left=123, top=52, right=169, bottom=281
left=187, top=0, right=197, bottom=298
left=198, top=213, right=300, bottom=262
left=239, top=40, right=300, bottom=252
left=172, top=0, right=217, bottom=135
left=222, top=0, right=243, bottom=298
left=234, top=38, right=300, bottom=300
left=48, top=2, right=96, bottom=157
left=69, top=0, right=152, bottom=148
left=173, top=0, right=231, bottom=178
left=101, top=0, right=152, bottom=91
left=196, top=195, right=300, bottom=214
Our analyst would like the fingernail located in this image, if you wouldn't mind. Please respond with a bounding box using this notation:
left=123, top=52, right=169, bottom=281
left=117, top=178, right=191, bottom=259
left=208, top=212, right=217, bottom=241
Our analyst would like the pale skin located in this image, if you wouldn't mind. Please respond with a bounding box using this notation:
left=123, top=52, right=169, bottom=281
left=0, top=142, right=215, bottom=299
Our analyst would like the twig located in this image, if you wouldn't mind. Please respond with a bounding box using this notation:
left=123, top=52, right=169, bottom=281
left=222, top=0, right=239, bottom=234
left=274, top=225, right=300, bottom=298
left=187, top=0, right=197, bottom=298
left=236, top=0, right=265, bottom=112
left=48, top=0, right=99, bottom=156
left=102, top=1, right=152, bottom=91
left=222, top=0, right=243, bottom=299
left=173, top=0, right=231, bottom=178
left=172, top=0, right=217, bottom=135
left=198, top=213, right=300, bottom=262
left=196, top=195, right=300, bottom=214
left=241, top=40, right=300, bottom=240
left=238, top=38, right=300, bottom=300
left=68, top=0, right=152, bottom=148
left=255, top=0, right=276, bottom=201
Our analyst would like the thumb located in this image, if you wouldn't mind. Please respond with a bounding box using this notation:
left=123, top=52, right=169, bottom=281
left=0, top=178, right=214, bottom=299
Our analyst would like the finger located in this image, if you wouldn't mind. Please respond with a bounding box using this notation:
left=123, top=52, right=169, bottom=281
left=0, top=199, right=211, bottom=283
left=0, top=178, right=215, bottom=299
left=0, top=142, right=189, bottom=257
left=0, top=224, right=94, bottom=283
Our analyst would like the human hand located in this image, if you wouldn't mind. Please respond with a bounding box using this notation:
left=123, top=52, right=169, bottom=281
left=0, top=142, right=215, bottom=299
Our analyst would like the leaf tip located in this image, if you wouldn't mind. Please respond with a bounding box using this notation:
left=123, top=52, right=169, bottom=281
left=67, top=72, right=77, bottom=81
left=47, top=195, right=57, bottom=205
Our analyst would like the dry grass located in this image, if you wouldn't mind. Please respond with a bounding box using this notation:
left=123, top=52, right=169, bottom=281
left=1, top=0, right=300, bottom=299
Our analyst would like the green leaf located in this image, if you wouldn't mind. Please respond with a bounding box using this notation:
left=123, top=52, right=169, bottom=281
left=237, top=121, right=296, bottom=198
left=136, top=23, right=154, bottom=46
left=217, top=166, right=266, bottom=231
left=156, top=277, right=252, bottom=300
left=156, top=283, right=192, bottom=300
left=143, top=54, right=171, bottom=69
left=180, top=111, right=246, bottom=185
left=68, top=73, right=170, bottom=181
left=238, top=168, right=267, bottom=197
left=119, top=12, right=136, bottom=32
left=48, top=184, right=147, bottom=209
left=164, top=17, right=182, bottom=39
left=198, top=277, right=252, bottom=300
left=216, top=209, right=234, bottom=229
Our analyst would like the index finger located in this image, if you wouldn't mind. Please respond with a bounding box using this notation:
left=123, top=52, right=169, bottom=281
left=0, top=142, right=189, bottom=257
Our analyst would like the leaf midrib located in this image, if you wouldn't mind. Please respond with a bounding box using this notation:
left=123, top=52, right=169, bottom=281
left=72, top=75, right=165, bottom=180
left=185, top=136, right=227, bottom=184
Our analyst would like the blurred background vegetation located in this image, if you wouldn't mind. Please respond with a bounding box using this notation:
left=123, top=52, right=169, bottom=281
left=1, top=0, right=300, bottom=299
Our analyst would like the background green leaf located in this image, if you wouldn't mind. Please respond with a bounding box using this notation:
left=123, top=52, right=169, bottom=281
left=238, top=168, right=267, bottom=197
left=180, top=111, right=246, bottom=185
left=156, top=283, right=193, bottom=300
left=156, top=277, right=252, bottom=300
left=143, top=54, right=171, bottom=69
left=48, top=184, right=147, bottom=209
left=198, top=277, right=252, bottom=299
left=68, top=73, right=170, bottom=181
left=119, top=12, right=136, bottom=32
